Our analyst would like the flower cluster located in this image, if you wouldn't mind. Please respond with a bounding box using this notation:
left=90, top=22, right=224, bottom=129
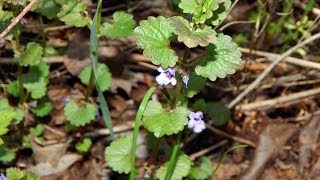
left=0, top=173, right=6, bottom=180
left=156, top=67, right=177, bottom=86
left=188, top=111, right=205, bottom=133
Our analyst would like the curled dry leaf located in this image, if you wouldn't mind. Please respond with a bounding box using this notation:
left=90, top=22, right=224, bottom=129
left=240, top=123, right=297, bottom=180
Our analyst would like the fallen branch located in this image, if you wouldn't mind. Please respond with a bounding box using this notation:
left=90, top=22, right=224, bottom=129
left=189, top=140, right=228, bottom=161
left=84, top=121, right=135, bottom=137
left=238, top=87, right=320, bottom=111
left=238, top=47, right=320, bottom=70
left=228, top=32, right=320, bottom=109
left=0, top=0, right=38, bottom=41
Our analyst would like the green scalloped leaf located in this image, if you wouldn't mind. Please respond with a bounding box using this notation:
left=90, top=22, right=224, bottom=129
left=183, top=72, right=206, bottom=98
left=35, top=100, right=53, bottom=117
left=101, top=11, right=135, bottom=39
left=195, top=33, right=243, bottom=81
left=29, top=124, right=44, bottom=136
left=6, top=167, right=24, bottom=180
left=64, top=101, right=97, bottom=127
left=134, top=16, right=178, bottom=68
left=0, top=145, right=16, bottom=164
left=76, top=138, right=92, bottom=154
left=156, top=154, right=191, bottom=180
left=15, top=42, right=43, bottom=66
left=37, top=0, right=60, bottom=20
left=169, top=16, right=216, bottom=48
left=0, top=109, right=15, bottom=145
left=7, top=81, right=19, bottom=98
left=142, top=100, right=189, bottom=138
left=188, top=156, right=213, bottom=180
left=179, top=0, right=222, bottom=24
left=209, top=0, right=231, bottom=25
left=105, top=136, right=132, bottom=174
left=57, top=0, right=89, bottom=27
left=23, top=61, right=49, bottom=99
left=0, top=10, right=13, bottom=21
left=80, top=63, right=112, bottom=92
left=207, top=102, right=230, bottom=126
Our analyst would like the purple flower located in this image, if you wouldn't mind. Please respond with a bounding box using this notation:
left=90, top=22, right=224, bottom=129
left=0, top=173, right=6, bottom=180
left=156, top=67, right=177, bottom=86
left=182, top=74, right=189, bottom=87
left=59, top=98, right=70, bottom=104
left=188, top=111, right=205, bottom=133
left=20, top=19, right=27, bottom=25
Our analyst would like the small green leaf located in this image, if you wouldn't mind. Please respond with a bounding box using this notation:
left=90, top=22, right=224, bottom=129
left=7, top=81, right=19, bottom=98
left=29, top=124, right=44, bottom=136
left=156, top=154, right=191, bottom=180
left=0, top=98, right=10, bottom=109
left=195, top=33, right=243, bottom=81
left=134, top=16, right=178, bottom=68
left=64, top=101, right=97, bottom=127
left=169, top=16, right=216, bottom=48
left=57, top=0, right=89, bottom=27
left=23, top=61, right=49, bottom=99
left=101, top=11, right=135, bottom=39
left=15, top=42, right=43, bottom=66
left=105, top=136, right=132, bottom=174
left=207, top=102, right=230, bottom=126
left=142, top=100, right=189, bottom=137
left=188, top=156, right=213, bottom=180
left=192, top=99, right=207, bottom=113
left=76, top=138, right=92, bottom=154
left=35, top=100, right=53, bottom=117
left=178, top=0, right=198, bottom=14
left=80, top=63, right=112, bottom=92
left=6, top=167, right=24, bottom=180
left=13, top=107, right=24, bottom=124
left=37, top=0, right=60, bottom=19
left=183, top=72, right=206, bottom=98
left=5, top=0, right=27, bottom=5
left=0, top=109, right=16, bottom=145
left=0, top=10, right=13, bottom=21
left=0, top=145, right=16, bottom=164
left=209, top=0, right=231, bottom=25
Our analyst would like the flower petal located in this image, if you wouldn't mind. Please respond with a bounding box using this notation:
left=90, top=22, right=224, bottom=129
left=188, top=119, right=195, bottom=128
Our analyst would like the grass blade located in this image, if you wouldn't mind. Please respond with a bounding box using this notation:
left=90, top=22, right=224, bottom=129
left=90, top=0, right=115, bottom=139
left=164, top=131, right=183, bottom=180
left=130, top=86, right=157, bottom=180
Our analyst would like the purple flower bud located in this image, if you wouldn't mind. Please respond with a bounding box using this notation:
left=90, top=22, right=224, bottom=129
left=0, top=173, right=6, bottom=180
left=182, top=74, right=189, bottom=87
left=59, top=98, right=70, bottom=104
left=20, top=19, right=27, bottom=25
left=155, top=67, right=177, bottom=86
left=188, top=111, right=205, bottom=133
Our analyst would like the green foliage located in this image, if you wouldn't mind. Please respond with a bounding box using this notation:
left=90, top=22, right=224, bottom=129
left=0, top=10, right=13, bottom=21
left=34, top=100, right=53, bottom=117
left=36, top=0, right=60, bottom=19
left=134, top=16, right=178, bottom=68
left=0, top=145, right=16, bottom=164
left=195, top=33, right=243, bottom=81
left=0, top=98, right=10, bottom=109
left=15, top=42, right=43, bottom=66
left=169, top=16, right=216, bottom=48
left=80, top=63, right=112, bottom=92
left=5, top=0, right=27, bottom=6
left=142, top=100, right=189, bottom=138
left=64, top=101, right=97, bottom=127
left=183, top=72, right=206, bottom=98
left=156, top=154, right=191, bottom=180
left=22, top=61, right=49, bottom=99
left=0, top=109, right=15, bottom=145
left=7, top=81, right=19, bottom=97
left=209, top=0, right=231, bottom=25
left=179, top=0, right=224, bottom=24
left=105, top=136, right=132, bottom=174
left=29, top=124, right=44, bottom=136
left=192, top=99, right=207, bottom=113
left=44, top=45, right=60, bottom=57
left=76, top=138, right=92, bottom=154
left=6, top=167, right=37, bottom=180
left=188, top=156, right=213, bottom=180
left=57, top=0, right=89, bottom=27
left=101, top=11, right=135, bottom=39
left=207, top=102, right=230, bottom=126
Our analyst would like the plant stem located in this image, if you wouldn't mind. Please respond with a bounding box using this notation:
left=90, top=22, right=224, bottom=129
left=164, top=131, right=183, bottom=180
left=85, top=66, right=95, bottom=101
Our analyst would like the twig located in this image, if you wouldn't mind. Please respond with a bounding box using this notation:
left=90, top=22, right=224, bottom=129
left=228, top=33, right=320, bottom=109
left=84, top=121, right=135, bottom=137
left=0, top=0, right=38, bottom=41
left=220, top=20, right=255, bottom=31
left=238, top=87, right=320, bottom=111
left=189, top=140, right=228, bottom=161
left=206, top=124, right=256, bottom=147
left=0, top=57, right=64, bottom=64
left=238, top=47, right=320, bottom=70
left=214, top=0, right=240, bottom=30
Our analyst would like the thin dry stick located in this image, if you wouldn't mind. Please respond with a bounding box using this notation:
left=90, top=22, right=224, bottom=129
left=189, top=140, right=228, bottom=161
left=238, top=47, right=320, bottom=70
left=220, top=20, right=255, bottom=31
left=214, top=0, right=240, bottom=30
left=0, top=0, right=38, bottom=41
left=228, top=32, right=320, bottom=109
left=239, top=87, right=320, bottom=111
left=206, top=124, right=256, bottom=147
left=0, top=57, right=64, bottom=64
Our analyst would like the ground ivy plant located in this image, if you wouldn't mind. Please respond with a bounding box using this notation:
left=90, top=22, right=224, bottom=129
left=104, top=0, right=243, bottom=179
